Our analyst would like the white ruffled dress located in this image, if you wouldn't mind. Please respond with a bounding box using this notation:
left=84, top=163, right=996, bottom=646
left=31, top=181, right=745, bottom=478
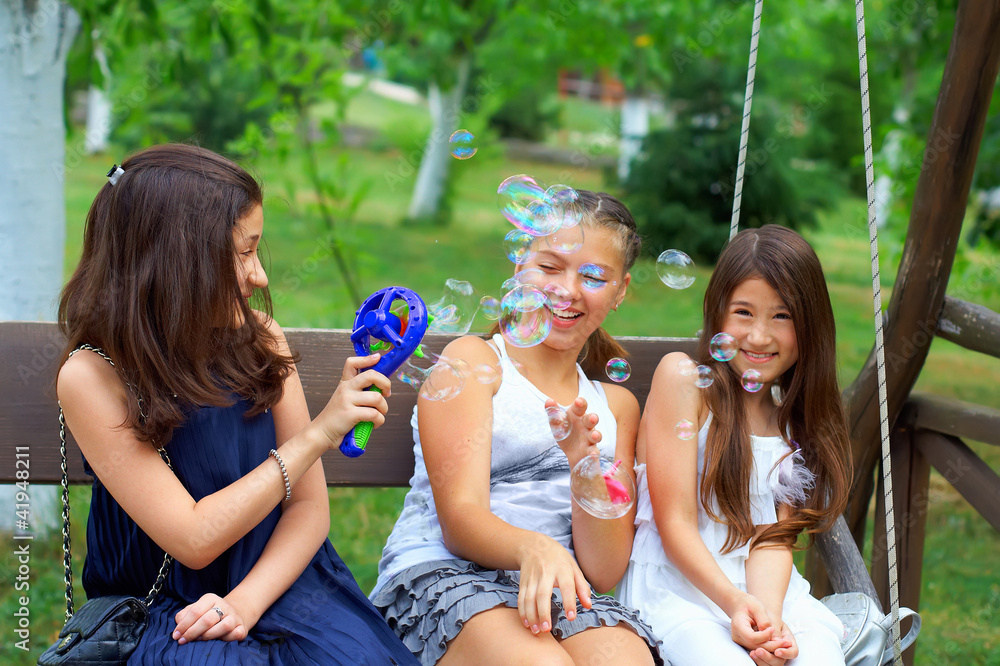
left=616, top=413, right=844, bottom=648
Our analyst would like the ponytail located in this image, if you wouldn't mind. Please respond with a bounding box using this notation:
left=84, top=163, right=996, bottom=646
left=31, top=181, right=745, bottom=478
left=578, top=327, right=627, bottom=380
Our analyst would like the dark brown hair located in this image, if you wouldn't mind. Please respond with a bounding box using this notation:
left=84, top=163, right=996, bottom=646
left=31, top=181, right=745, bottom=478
left=491, top=190, right=641, bottom=377
left=58, top=143, right=297, bottom=445
left=697, top=225, right=851, bottom=552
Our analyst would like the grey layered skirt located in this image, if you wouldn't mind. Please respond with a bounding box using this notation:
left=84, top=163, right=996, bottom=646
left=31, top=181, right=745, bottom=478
left=370, top=558, right=663, bottom=665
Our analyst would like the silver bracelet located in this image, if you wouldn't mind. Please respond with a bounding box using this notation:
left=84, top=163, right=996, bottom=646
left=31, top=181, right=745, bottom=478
left=269, top=449, right=291, bottom=501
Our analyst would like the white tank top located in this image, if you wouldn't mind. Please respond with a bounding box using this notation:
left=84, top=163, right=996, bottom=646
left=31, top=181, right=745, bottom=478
left=372, top=334, right=619, bottom=594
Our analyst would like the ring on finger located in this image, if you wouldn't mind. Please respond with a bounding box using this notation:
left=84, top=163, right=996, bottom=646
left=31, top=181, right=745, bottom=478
left=212, top=606, right=224, bottom=623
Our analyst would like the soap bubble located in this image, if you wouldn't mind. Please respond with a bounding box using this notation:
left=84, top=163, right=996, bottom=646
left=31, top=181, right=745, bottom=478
left=578, top=263, right=608, bottom=292
left=420, top=358, right=465, bottom=402
left=677, top=358, right=698, bottom=376
left=449, top=129, right=477, bottom=159
left=709, top=332, right=738, bottom=362
left=543, top=283, right=572, bottom=310
left=606, top=358, right=631, bottom=383
left=741, top=369, right=764, bottom=393
left=497, top=174, right=562, bottom=237
left=674, top=419, right=697, bottom=440
left=504, top=229, right=536, bottom=264
left=545, top=223, right=585, bottom=254
left=396, top=364, right=427, bottom=391
left=428, top=279, right=479, bottom=335
left=546, top=404, right=571, bottom=441
left=571, top=456, right=635, bottom=519
left=695, top=365, right=714, bottom=388
left=656, top=250, right=696, bottom=289
left=479, top=296, right=500, bottom=320
left=473, top=363, right=501, bottom=384
left=545, top=184, right=584, bottom=227
left=503, top=268, right=545, bottom=292
left=500, top=285, right=553, bottom=348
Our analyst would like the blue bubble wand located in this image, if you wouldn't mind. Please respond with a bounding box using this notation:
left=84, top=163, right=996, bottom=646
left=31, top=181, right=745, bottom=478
left=340, top=286, right=429, bottom=457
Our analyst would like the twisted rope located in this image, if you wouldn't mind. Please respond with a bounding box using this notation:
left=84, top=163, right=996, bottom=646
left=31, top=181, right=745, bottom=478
left=854, top=1, right=902, bottom=663
left=729, top=0, right=764, bottom=241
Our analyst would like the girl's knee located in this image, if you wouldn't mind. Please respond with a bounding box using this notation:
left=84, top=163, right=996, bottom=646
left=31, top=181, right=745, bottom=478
left=561, top=625, right=654, bottom=666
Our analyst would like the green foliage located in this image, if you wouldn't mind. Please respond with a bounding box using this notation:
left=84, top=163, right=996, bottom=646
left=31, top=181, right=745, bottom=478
left=624, top=60, right=842, bottom=264
left=487, top=82, right=561, bottom=141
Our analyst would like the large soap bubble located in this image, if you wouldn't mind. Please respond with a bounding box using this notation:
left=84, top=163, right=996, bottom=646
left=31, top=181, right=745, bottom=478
left=656, top=250, right=696, bottom=289
left=571, top=457, right=635, bottom=519
left=499, top=284, right=553, bottom=348
left=428, top=279, right=480, bottom=335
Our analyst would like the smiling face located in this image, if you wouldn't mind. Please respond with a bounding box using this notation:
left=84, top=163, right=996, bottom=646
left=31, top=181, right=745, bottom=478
left=232, top=204, right=267, bottom=327
left=515, top=224, right=630, bottom=353
left=720, top=276, right=799, bottom=386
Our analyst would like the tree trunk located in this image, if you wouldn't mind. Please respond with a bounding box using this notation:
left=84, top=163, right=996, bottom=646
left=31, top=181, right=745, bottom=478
left=618, top=95, right=649, bottom=182
left=84, top=39, right=111, bottom=154
left=0, top=0, right=80, bottom=534
left=808, top=0, right=1000, bottom=597
left=405, top=55, right=471, bottom=224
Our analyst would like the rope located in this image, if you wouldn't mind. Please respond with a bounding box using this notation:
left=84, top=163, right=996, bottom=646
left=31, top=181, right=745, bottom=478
left=854, top=1, right=902, bottom=663
left=729, top=0, right=764, bottom=241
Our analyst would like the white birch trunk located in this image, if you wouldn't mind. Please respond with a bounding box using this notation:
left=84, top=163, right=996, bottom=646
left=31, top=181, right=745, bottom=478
left=406, top=56, right=471, bottom=223
left=0, top=0, right=80, bottom=534
left=84, top=39, right=111, bottom=154
left=618, top=95, right=649, bottom=181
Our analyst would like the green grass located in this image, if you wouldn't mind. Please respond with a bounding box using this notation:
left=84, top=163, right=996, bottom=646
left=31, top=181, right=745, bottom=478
left=3, top=114, right=999, bottom=664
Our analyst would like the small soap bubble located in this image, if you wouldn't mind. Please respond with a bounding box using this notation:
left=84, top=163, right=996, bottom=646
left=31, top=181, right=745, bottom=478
left=571, top=457, right=636, bottom=519
left=677, top=358, right=698, bottom=376
left=500, top=285, right=553, bottom=348
left=674, top=419, right=697, bottom=441
left=473, top=363, right=501, bottom=384
left=578, top=263, right=608, bottom=292
left=449, top=129, right=477, bottom=159
left=543, top=283, right=572, bottom=310
left=428, top=279, right=480, bottom=335
left=546, top=404, right=571, bottom=441
left=545, top=223, right=584, bottom=254
left=709, top=332, right=738, bottom=362
left=479, top=295, right=500, bottom=320
left=694, top=365, right=714, bottom=388
left=656, top=250, right=696, bottom=289
left=504, top=229, right=536, bottom=264
left=420, top=359, right=465, bottom=402
left=741, top=369, right=764, bottom=393
left=606, top=358, right=631, bottom=383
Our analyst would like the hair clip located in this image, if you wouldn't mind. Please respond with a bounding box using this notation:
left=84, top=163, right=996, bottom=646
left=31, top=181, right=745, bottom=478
left=790, top=439, right=801, bottom=451
left=106, top=164, right=125, bottom=186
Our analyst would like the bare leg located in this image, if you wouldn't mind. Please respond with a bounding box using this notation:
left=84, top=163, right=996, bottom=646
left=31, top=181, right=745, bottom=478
left=437, top=606, right=574, bottom=666
left=560, top=624, right=655, bottom=666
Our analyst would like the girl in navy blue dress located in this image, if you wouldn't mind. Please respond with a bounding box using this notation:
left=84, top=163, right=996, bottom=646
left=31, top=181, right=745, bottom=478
left=56, top=143, right=418, bottom=665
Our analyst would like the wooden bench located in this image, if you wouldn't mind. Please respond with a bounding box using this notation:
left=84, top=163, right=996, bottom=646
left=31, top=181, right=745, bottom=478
left=0, top=320, right=877, bottom=600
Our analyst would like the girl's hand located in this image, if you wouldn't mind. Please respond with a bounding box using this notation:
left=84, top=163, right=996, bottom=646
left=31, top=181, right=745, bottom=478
left=314, top=354, right=392, bottom=447
left=172, top=593, right=253, bottom=643
left=751, top=620, right=798, bottom=664
left=730, top=593, right=775, bottom=650
left=548, top=397, right=602, bottom=467
left=516, top=532, right=593, bottom=635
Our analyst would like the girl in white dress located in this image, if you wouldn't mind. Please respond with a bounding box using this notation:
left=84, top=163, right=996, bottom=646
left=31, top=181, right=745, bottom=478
left=618, top=226, right=852, bottom=665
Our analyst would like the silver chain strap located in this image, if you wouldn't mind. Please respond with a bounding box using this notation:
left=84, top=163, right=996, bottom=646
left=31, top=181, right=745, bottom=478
left=60, top=345, right=174, bottom=620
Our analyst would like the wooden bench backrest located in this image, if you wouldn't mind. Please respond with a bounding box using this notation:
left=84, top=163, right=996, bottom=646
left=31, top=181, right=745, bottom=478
left=0, top=321, right=696, bottom=486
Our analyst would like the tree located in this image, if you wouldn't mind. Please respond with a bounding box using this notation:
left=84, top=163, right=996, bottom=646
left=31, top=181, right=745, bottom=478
left=0, top=0, right=81, bottom=533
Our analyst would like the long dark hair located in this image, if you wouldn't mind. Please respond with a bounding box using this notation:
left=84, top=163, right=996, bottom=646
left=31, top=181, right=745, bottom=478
left=58, top=143, right=297, bottom=445
left=490, top=190, right=642, bottom=377
left=697, top=225, right=851, bottom=552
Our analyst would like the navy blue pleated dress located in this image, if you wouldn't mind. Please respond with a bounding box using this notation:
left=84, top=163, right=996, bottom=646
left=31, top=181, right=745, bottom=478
left=81, top=396, right=418, bottom=665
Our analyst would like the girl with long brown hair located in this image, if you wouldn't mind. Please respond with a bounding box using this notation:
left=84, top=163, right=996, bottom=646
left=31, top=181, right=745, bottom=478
left=56, top=144, right=417, bottom=664
left=369, top=191, right=662, bottom=665
left=617, top=225, right=852, bottom=665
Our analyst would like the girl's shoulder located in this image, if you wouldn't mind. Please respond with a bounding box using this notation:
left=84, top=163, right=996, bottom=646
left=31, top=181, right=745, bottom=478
left=649, top=351, right=709, bottom=421
left=440, top=334, right=500, bottom=364
left=599, top=381, right=640, bottom=424
left=58, top=348, right=126, bottom=404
